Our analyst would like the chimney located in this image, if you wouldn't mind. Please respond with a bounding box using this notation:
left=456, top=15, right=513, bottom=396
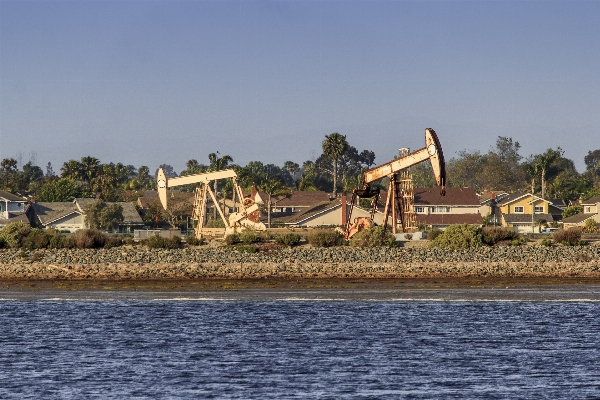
left=251, top=186, right=257, bottom=201
left=341, top=195, right=347, bottom=226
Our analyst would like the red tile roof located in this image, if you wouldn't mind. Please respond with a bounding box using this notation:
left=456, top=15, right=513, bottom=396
left=415, top=187, right=480, bottom=206
left=274, top=191, right=331, bottom=207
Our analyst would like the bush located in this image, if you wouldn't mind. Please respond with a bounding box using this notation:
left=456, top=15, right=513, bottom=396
left=205, top=218, right=225, bottom=228
left=585, top=219, right=597, bottom=228
left=0, top=236, right=5, bottom=249
left=540, top=238, right=552, bottom=246
left=0, top=222, right=31, bottom=248
left=22, top=228, right=50, bottom=250
left=238, top=228, right=269, bottom=244
left=307, top=230, right=345, bottom=247
left=145, top=234, right=180, bottom=249
left=349, top=226, right=396, bottom=248
left=275, top=233, right=301, bottom=247
left=428, top=229, right=443, bottom=241
left=103, top=235, right=123, bottom=249
left=185, top=235, right=204, bottom=246
left=236, top=245, right=258, bottom=253
left=225, top=233, right=240, bottom=245
left=481, top=226, right=519, bottom=246
left=75, top=229, right=106, bottom=249
left=429, top=224, right=484, bottom=249
left=552, top=228, right=583, bottom=246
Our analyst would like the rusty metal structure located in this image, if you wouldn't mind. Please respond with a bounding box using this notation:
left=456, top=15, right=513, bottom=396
left=399, top=148, right=418, bottom=232
left=156, top=168, right=265, bottom=239
left=344, top=128, right=446, bottom=239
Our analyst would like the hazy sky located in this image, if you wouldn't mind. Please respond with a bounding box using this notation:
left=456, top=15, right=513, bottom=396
left=1, top=0, right=598, bottom=175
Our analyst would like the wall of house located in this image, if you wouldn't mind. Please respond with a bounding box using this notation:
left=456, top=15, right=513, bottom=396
left=47, top=214, right=85, bottom=232
left=291, top=207, right=385, bottom=227
left=415, top=206, right=479, bottom=215
left=7, top=202, right=25, bottom=213
left=500, top=197, right=548, bottom=215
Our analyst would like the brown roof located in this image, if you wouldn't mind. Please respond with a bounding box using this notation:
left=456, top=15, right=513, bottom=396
left=562, top=213, right=596, bottom=224
left=582, top=195, right=600, bottom=205
left=415, top=187, right=479, bottom=206
left=416, top=213, right=482, bottom=226
left=31, top=202, right=80, bottom=225
left=274, top=191, right=330, bottom=207
left=276, top=199, right=341, bottom=224
left=502, top=213, right=556, bottom=224
left=0, top=190, right=26, bottom=202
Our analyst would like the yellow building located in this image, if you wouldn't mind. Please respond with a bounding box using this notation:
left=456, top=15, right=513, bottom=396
left=496, top=193, right=565, bottom=233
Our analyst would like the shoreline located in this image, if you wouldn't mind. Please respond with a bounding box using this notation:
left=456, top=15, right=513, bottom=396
left=1, top=246, right=599, bottom=282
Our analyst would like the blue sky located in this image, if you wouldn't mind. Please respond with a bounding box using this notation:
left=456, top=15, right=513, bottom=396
left=1, top=0, right=598, bottom=174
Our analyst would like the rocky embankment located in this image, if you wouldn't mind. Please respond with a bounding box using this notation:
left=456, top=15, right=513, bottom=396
left=1, top=246, right=600, bottom=280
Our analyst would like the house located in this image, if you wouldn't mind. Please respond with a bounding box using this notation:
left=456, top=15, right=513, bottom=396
left=275, top=196, right=385, bottom=228
left=0, top=190, right=27, bottom=224
left=562, top=195, right=600, bottom=228
left=27, top=202, right=85, bottom=232
left=74, top=198, right=144, bottom=232
left=414, top=187, right=482, bottom=229
left=478, top=191, right=509, bottom=225
left=496, top=193, right=565, bottom=233
left=27, top=199, right=144, bottom=232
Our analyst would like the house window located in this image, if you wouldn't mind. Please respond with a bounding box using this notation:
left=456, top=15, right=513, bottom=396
left=433, top=206, right=450, bottom=213
left=415, top=207, right=424, bottom=213
left=514, top=206, right=524, bottom=213
left=534, top=206, right=544, bottom=213
left=585, top=206, right=591, bottom=213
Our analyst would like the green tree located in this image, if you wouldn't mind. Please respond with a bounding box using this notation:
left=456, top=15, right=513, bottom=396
left=321, top=133, right=348, bottom=198
left=534, top=148, right=562, bottom=199
left=35, top=178, right=80, bottom=202
left=562, top=205, right=583, bottom=219
left=259, top=172, right=289, bottom=228
left=60, top=160, right=84, bottom=182
left=84, top=201, right=124, bottom=231
left=207, top=152, right=233, bottom=218
left=1, top=158, right=18, bottom=190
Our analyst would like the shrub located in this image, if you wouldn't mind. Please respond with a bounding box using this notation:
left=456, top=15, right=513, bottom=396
left=205, top=218, right=225, bottom=228
left=75, top=229, right=106, bottom=249
left=540, top=238, right=552, bottom=246
left=275, top=233, right=301, bottom=247
left=0, top=222, right=31, bottom=248
left=429, top=224, right=484, bottom=249
left=185, top=235, right=204, bottom=246
left=0, top=236, right=5, bottom=249
left=225, top=233, right=240, bottom=245
left=481, top=226, right=519, bottom=246
left=145, top=234, right=180, bottom=249
left=239, top=228, right=263, bottom=244
left=60, top=235, right=78, bottom=249
left=307, top=230, right=345, bottom=247
left=236, top=245, right=258, bottom=253
left=552, top=228, right=583, bottom=246
left=349, top=226, right=396, bottom=248
left=428, top=229, right=443, bottom=241
left=103, top=235, right=123, bottom=249
left=585, top=219, right=597, bottom=229
left=22, top=228, right=50, bottom=250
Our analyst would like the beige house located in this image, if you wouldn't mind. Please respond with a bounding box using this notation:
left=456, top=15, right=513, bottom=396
left=0, top=190, right=28, bottom=227
left=27, top=199, right=143, bottom=232
left=414, top=187, right=482, bottom=229
left=276, top=197, right=384, bottom=228
left=562, top=195, right=600, bottom=228
left=496, top=193, right=564, bottom=233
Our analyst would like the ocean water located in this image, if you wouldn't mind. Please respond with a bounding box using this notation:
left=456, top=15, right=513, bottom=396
left=1, top=289, right=600, bottom=398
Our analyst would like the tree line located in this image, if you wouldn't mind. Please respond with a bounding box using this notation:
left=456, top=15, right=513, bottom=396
left=1, top=136, right=599, bottom=208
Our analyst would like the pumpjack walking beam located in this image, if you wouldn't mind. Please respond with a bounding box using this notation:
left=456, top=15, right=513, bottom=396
left=156, top=168, right=265, bottom=239
left=344, top=128, right=446, bottom=238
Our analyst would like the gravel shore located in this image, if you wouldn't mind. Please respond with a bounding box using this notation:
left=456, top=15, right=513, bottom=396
left=1, top=246, right=600, bottom=280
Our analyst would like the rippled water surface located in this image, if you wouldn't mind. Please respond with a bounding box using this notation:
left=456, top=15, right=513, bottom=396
left=1, top=297, right=600, bottom=398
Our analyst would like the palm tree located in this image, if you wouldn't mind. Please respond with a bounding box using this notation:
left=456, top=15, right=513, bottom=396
left=208, top=152, right=233, bottom=218
left=80, top=156, right=100, bottom=189
left=322, top=133, right=348, bottom=198
left=61, top=160, right=84, bottom=182
left=259, top=172, right=289, bottom=228
left=534, top=148, right=561, bottom=199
